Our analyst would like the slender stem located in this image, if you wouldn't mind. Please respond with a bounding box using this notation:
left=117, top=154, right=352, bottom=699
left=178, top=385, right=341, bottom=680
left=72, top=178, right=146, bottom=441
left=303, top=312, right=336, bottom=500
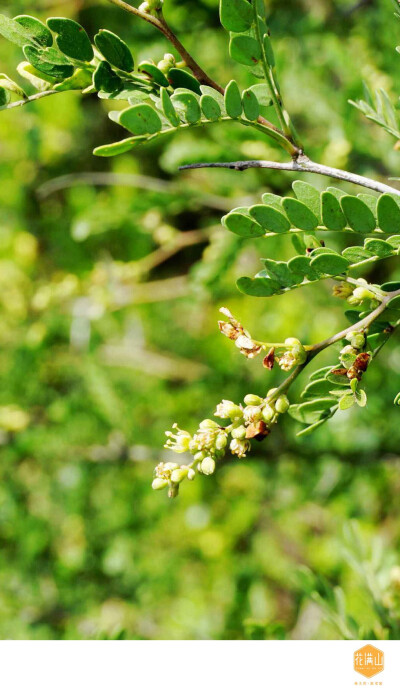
left=0, top=90, right=57, bottom=111
left=180, top=155, right=400, bottom=196
left=106, top=0, right=300, bottom=156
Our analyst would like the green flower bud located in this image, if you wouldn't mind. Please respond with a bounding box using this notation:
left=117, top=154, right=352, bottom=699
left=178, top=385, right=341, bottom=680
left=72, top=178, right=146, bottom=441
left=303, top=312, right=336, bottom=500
left=199, top=419, right=219, bottom=430
left=345, top=331, right=365, bottom=349
left=275, top=395, right=290, bottom=413
left=347, top=294, right=362, bottom=306
left=244, top=393, right=263, bottom=406
left=168, top=483, right=179, bottom=498
left=200, top=456, right=216, bottom=475
left=170, top=468, right=188, bottom=484
left=243, top=405, right=262, bottom=423
left=187, top=468, right=196, bottom=481
left=215, top=433, right=228, bottom=450
left=152, top=477, right=168, bottom=490
left=352, top=286, right=376, bottom=300
left=231, top=425, right=247, bottom=440
left=261, top=404, right=275, bottom=422
left=193, top=450, right=206, bottom=462
left=339, top=344, right=357, bottom=369
left=228, top=404, right=243, bottom=419
left=333, top=281, right=353, bottom=299
left=267, top=388, right=278, bottom=398
left=285, top=337, right=302, bottom=347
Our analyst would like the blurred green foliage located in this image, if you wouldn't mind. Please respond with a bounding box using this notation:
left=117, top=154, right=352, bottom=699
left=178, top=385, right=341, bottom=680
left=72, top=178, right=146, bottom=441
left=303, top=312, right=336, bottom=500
left=0, top=0, right=400, bottom=639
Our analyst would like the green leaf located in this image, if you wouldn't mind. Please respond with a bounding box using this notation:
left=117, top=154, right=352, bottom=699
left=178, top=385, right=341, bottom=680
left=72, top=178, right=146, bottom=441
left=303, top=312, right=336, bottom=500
left=47, top=17, right=93, bottom=62
left=54, top=67, right=92, bottom=92
left=95, top=29, right=134, bottom=72
left=200, top=94, right=221, bottom=121
left=309, top=366, right=335, bottom=381
left=249, top=205, right=290, bottom=233
left=282, top=198, right=319, bottom=230
left=326, top=186, right=347, bottom=200
left=160, top=87, right=180, bottom=126
left=301, top=379, right=333, bottom=400
left=357, top=193, right=377, bottom=216
left=93, top=136, right=144, bottom=157
left=219, top=0, right=253, bottom=32
left=296, top=416, right=331, bottom=436
left=0, top=86, right=10, bottom=106
left=263, top=33, right=275, bottom=67
left=93, top=61, right=122, bottom=93
left=364, top=238, right=395, bottom=257
left=355, top=389, right=367, bottom=407
left=17, top=60, right=54, bottom=90
left=338, top=393, right=355, bottom=410
left=287, top=255, right=318, bottom=280
left=0, top=13, right=51, bottom=48
left=168, top=68, right=201, bottom=95
left=224, top=80, right=242, bottom=118
left=310, top=253, right=349, bottom=275
left=229, top=36, right=262, bottom=66
left=242, top=88, right=259, bottom=121
left=138, top=61, right=169, bottom=87
left=247, top=83, right=271, bottom=106
left=14, top=15, right=52, bottom=47
left=236, top=276, right=281, bottom=297
left=341, top=195, right=376, bottom=234
left=172, top=90, right=201, bottom=124
left=118, top=103, right=162, bottom=135
left=222, top=211, right=265, bottom=238
left=262, top=259, right=302, bottom=287
left=342, top=246, right=372, bottom=263
left=326, top=368, right=351, bottom=385
left=377, top=193, right=400, bottom=234
left=289, top=398, right=337, bottom=424
left=292, top=181, right=321, bottom=221
left=321, top=191, right=347, bottom=230
left=23, top=45, right=74, bottom=80
left=0, top=73, right=26, bottom=98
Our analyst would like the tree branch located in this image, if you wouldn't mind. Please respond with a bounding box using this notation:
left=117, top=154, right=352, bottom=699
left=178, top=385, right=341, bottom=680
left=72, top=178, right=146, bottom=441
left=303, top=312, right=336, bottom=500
left=179, top=155, right=400, bottom=196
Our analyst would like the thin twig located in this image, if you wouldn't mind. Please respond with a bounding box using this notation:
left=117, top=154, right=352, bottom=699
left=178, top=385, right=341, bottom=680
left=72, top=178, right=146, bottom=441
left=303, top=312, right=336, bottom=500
left=106, top=0, right=300, bottom=156
left=180, top=155, right=400, bottom=196
left=0, top=90, right=57, bottom=111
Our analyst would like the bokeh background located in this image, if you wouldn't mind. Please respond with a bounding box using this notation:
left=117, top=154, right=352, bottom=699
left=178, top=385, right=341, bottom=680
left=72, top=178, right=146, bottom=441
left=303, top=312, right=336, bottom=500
left=0, top=0, right=400, bottom=639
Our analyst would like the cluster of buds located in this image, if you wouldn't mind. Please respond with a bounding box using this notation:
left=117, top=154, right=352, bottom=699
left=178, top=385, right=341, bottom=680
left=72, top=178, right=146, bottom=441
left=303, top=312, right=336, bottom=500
left=332, top=331, right=370, bottom=382
left=333, top=278, right=382, bottom=308
left=218, top=307, right=262, bottom=359
left=276, top=338, right=307, bottom=372
left=138, top=0, right=163, bottom=15
left=152, top=390, right=291, bottom=497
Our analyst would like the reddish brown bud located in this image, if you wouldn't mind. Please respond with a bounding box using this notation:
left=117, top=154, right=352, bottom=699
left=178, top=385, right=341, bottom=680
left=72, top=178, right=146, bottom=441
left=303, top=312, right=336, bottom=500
left=263, top=347, right=275, bottom=370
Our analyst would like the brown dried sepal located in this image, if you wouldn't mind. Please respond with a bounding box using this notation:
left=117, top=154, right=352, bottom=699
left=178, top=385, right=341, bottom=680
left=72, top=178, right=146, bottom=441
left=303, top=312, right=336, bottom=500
left=263, top=347, right=275, bottom=370
left=245, top=420, right=270, bottom=441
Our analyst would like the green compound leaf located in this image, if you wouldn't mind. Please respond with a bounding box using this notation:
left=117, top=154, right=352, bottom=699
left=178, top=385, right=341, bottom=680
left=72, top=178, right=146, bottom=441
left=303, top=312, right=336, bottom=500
left=224, top=80, right=242, bottom=118
left=160, top=87, right=179, bottom=126
left=364, top=238, right=395, bottom=256
left=321, top=191, right=347, bottom=230
left=14, top=15, right=53, bottom=47
left=93, top=61, right=122, bottom=93
left=340, top=195, right=376, bottom=233
left=229, top=35, right=262, bottom=66
left=310, top=252, right=349, bottom=275
left=168, top=68, right=201, bottom=95
left=118, top=104, right=162, bottom=135
left=242, top=88, right=260, bottom=121
left=377, top=193, right=400, bottom=234
left=138, top=61, right=169, bottom=87
left=249, top=205, right=290, bottom=232
left=282, top=197, right=319, bottom=230
left=222, top=210, right=265, bottom=238
left=95, top=29, right=134, bottom=72
left=172, top=90, right=201, bottom=123
left=47, top=17, right=93, bottom=62
left=236, top=275, right=281, bottom=296
left=289, top=398, right=337, bottom=424
left=23, top=45, right=73, bottom=80
left=292, top=180, right=321, bottom=221
left=200, top=94, right=221, bottom=121
left=219, top=0, right=253, bottom=32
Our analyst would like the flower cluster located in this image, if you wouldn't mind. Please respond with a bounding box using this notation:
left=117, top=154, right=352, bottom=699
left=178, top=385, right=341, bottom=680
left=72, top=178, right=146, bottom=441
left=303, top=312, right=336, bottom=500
left=332, top=330, right=371, bottom=382
left=152, top=390, right=290, bottom=497
left=276, top=337, right=307, bottom=372
left=218, top=307, right=262, bottom=359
